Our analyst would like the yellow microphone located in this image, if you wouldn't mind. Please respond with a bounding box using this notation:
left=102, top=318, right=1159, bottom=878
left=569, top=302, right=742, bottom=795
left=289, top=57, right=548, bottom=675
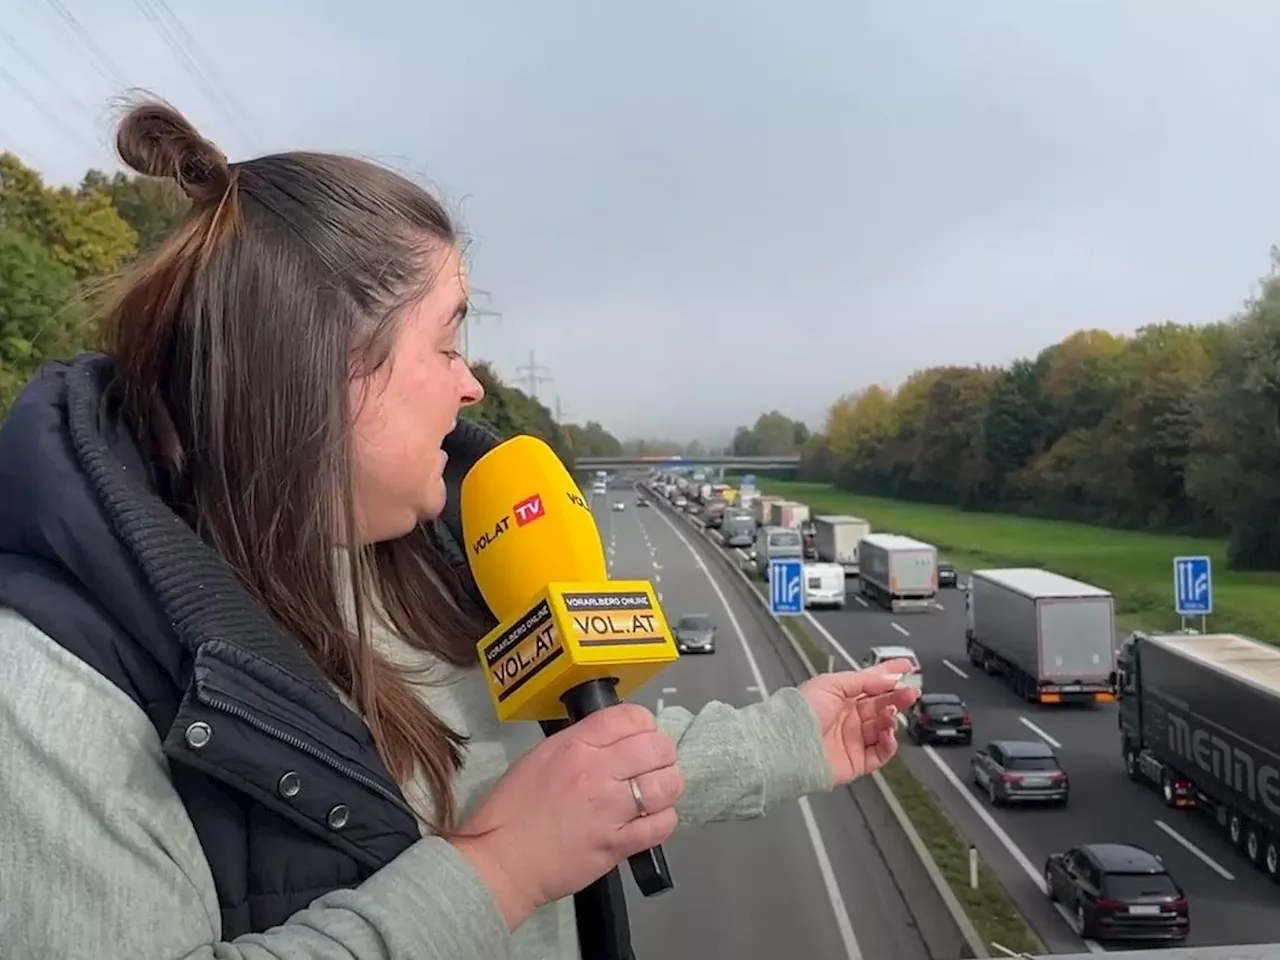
left=461, top=434, right=678, bottom=897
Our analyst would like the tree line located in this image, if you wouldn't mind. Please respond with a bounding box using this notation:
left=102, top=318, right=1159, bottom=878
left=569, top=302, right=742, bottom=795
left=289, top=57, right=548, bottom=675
left=783, top=258, right=1280, bottom=570
left=0, top=151, right=581, bottom=466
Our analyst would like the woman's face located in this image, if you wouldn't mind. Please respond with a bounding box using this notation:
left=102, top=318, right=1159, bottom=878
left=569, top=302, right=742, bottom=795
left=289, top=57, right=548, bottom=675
left=349, top=245, right=484, bottom=543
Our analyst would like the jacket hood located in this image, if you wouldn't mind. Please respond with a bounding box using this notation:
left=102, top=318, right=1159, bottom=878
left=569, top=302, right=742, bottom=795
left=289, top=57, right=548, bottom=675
left=0, top=354, right=181, bottom=666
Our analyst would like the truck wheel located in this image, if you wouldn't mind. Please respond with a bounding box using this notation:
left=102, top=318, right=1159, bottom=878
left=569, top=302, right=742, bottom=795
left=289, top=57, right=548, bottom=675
left=1160, top=773, right=1178, bottom=806
left=1229, top=812, right=1245, bottom=849
left=1246, top=824, right=1264, bottom=867
left=1123, top=750, right=1139, bottom=781
left=1264, top=838, right=1280, bottom=882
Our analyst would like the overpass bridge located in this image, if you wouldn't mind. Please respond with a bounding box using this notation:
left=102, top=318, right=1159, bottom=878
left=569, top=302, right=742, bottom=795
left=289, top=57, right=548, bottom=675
left=576, top=454, right=801, bottom=470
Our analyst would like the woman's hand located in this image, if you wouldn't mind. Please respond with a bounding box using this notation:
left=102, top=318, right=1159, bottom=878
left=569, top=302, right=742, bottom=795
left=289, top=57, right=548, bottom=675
left=451, top=703, right=683, bottom=931
left=798, top=658, right=921, bottom=785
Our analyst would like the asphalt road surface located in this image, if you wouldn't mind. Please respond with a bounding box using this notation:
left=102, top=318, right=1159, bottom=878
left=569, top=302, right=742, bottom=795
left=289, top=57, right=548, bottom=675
left=588, top=490, right=930, bottom=960
left=755, top=550, right=1280, bottom=954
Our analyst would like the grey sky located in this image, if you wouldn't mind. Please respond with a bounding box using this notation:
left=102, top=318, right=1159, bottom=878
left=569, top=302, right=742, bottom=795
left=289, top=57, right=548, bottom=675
left=5, top=1, right=1280, bottom=444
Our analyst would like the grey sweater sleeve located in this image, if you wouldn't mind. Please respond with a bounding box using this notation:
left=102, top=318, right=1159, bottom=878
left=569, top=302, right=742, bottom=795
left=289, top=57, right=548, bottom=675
left=0, top=609, right=513, bottom=960
left=657, top=688, right=833, bottom=827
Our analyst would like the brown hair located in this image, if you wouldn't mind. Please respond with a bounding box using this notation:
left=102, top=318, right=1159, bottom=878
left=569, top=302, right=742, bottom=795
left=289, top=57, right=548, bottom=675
left=102, top=98, right=485, bottom=834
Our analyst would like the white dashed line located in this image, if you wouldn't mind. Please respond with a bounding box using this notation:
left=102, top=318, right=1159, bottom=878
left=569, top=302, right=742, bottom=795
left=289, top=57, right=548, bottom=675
left=1154, top=820, right=1235, bottom=880
left=1018, top=716, right=1062, bottom=749
left=854, top=595, right=868, bottom=608
left=656, top=697, right=664, bottom=713
left=661, top=686, right=677, bottom=694
left=942, top=659, right=969, bottom=680
left=890, top=622, right=910, bottom=637
left=650, top=503, right=864, bottom=960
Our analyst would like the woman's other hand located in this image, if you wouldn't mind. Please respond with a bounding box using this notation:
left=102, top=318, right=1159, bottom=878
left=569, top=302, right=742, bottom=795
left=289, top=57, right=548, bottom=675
left=799, top=657, right=921, bottom=785
left=451, top=703, right=682, bottom=930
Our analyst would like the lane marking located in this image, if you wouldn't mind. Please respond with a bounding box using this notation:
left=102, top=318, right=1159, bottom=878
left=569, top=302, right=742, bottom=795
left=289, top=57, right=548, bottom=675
left=942, top=659, right=969, bottom=680
left=1154, top=819, right=1235, bottom=880
left=1050, top=903, right=1106, bottom=953
left=891, top=622, right=910, bottom=637
left=746, top=685, right=760, bottom=693
left=661, top=686, right=677, bottom=694
left=649, top=489, right=1105, bottom=953
left=656, top=697, right=664, bottom=713
left=855, top=595, right=869, bottom=608
left=1018, top=717, right=1061, bottom=750
left=650, top=504, right=864, bottom=960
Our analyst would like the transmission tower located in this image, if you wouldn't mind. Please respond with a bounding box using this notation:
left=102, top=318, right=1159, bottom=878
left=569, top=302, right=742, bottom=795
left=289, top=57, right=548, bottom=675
left=515, top=351, right=553, bottom=400
left=554, top=395, right=574, bottom=425
left=462, top=289, right=503, bottom=361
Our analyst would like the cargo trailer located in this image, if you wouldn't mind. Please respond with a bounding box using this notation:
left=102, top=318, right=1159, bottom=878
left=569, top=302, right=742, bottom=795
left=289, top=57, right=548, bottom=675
left=858, top=533, right=937, bottom=612
left=1118, top=631, right=1280, bottom=882
left=811, top=515, right=871, bottom=576
left=965, top=568, right=1115, bottom=704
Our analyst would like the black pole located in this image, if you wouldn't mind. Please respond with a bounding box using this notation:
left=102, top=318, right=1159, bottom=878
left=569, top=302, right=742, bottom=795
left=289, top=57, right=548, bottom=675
left=561, top=678, right=674, bottom=897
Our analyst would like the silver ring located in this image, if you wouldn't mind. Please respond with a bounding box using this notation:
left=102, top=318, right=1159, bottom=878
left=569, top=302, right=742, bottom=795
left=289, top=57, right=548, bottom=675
left=628, top=777, right=648, bottom=817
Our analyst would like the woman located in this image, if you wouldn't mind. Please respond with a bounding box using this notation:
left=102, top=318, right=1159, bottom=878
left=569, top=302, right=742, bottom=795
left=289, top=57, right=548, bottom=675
left=0, top=100, right=917, bottom=960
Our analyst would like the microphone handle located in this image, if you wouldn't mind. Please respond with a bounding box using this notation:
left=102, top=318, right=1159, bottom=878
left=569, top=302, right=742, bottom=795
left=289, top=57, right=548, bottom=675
left=561, top=678, right=675, bottom=898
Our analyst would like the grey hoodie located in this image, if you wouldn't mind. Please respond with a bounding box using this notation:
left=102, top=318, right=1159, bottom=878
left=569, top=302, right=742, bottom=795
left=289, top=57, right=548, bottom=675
left=0, top=606, right=832, bottom=960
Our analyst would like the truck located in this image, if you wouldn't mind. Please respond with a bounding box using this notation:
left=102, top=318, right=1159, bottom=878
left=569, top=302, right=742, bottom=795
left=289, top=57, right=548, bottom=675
left=812, top=515, right=872, bottom=576
left=803, top=562, right=847, bottom=608
left=857, top=534, right=937, bottom=612
left=965, top=568, right=1115, bottom=705
left=767, top=500, right=810, bottom=529
left=752, top=495, right=783, bottom=527
left=1117, top=630, right=1280, bottom=880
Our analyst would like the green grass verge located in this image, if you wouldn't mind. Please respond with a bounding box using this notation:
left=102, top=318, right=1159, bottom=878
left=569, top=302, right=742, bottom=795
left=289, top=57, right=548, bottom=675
left=741, top=565, right=1043, bottom=955
left=878, top=757, right=1044, bottom=956
left=761, top=480, right=1280, bottom=638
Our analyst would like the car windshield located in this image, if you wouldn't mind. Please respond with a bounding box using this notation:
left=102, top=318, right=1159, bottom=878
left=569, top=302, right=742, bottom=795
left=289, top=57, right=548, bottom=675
left=679, top=616, right=713, bottom=632
left=924, top=701, right=963, bottom=716
left=1005, top=755, right=1059, bottom=771
left=1105, top=872, right=1178, bottom=899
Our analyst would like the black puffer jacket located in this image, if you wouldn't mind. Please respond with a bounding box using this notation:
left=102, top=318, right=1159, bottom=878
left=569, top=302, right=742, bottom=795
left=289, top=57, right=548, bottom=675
left=0, top=354, right=633, bottom=959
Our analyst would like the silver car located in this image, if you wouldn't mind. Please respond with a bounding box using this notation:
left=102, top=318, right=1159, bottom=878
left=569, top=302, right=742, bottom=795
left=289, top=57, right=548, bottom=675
left=674, top=614, right=716, bottom=654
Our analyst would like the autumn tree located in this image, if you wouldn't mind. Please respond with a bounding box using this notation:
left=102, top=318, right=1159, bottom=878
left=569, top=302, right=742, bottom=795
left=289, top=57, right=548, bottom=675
left=791, top=254, right=1280, bottom=570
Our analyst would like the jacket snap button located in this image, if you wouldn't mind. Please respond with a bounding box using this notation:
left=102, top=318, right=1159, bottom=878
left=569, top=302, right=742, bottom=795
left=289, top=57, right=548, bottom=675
left=184, top=722, right=212, bottom=750
left=327, top=804, right=350, bottom=830
left=277, top=771, right=301, bottom=798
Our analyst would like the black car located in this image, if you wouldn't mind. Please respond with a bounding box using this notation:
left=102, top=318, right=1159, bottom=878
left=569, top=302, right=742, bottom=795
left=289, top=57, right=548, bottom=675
left=636, top=497, right=649, bottom=507
left=674, top=613, right=716, bottom=654
left=1045, top=843, right=1189, bottom=943
left=970, top=739, right=1069, bottom=806
left=906, top=692, right=972, bottom=745
left=938, top=560, right=957, bottom=588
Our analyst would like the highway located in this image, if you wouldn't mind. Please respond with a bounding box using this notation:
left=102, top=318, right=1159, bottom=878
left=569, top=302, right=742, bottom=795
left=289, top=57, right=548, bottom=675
left=722, top=542, right=1280, bottom=953
left=588, top=488, right=930, bottom=960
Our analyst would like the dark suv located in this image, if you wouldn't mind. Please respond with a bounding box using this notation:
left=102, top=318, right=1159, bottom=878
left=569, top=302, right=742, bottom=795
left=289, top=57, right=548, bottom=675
left=938, top=560, right=957, bottom=588
left=906, top=692, right=972, bottom=745
left=1045, top=843, right=1189, bottom=943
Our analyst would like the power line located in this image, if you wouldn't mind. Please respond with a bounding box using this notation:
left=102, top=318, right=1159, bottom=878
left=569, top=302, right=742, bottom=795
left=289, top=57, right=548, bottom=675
left=514, top=350, right=553, bottom=400
left=463, top=288, right=502, bottom=361
left=0, top=24, right=97, bottom=125
left=0, top=59, right=100, bottom=157
left=43, top=0, right=130, bottom=88
left=133, top=0, right=257, bottom=150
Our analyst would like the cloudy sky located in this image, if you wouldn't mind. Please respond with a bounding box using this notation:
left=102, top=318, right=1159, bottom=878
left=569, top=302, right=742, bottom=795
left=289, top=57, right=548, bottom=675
left=6, top=1, right=1280, bottom=443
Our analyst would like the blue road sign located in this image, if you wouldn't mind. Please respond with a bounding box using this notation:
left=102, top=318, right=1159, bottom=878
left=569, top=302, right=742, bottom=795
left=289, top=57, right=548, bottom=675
left=1173, top=555, right=1213, bottom=616
left=769, top=558, right=805, bottom=616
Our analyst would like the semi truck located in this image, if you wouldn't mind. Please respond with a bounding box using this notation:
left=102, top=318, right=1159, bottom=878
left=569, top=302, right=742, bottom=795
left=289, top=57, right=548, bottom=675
left=767, top=500, right=810, bottom=530
left=857, top=534, right=937, bottom=612
left=1117, top=630, right=1280, bottom=880
left=812, top=515, right=872, bottom=576
left=965, top=568, right=1116, bottom=705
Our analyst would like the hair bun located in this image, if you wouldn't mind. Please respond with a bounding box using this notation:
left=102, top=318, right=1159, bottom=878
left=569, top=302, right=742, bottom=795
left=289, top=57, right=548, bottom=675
left=116, top=99, right=231, bottom=205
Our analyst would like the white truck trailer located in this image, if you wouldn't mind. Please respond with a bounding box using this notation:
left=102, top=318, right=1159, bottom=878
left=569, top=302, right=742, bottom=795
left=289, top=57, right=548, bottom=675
left=857, top=533, right=937, bottom=613
left=965, top=568, right=1116, bottom=705
left=811, top=515, right=871, bottom=576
